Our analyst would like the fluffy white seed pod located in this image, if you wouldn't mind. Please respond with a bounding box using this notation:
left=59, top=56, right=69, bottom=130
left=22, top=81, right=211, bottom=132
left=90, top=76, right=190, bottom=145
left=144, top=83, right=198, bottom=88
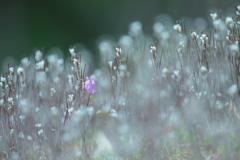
left=191, top=32, right=197, bottom=39
left=35, top=50, right=43, bottom=61
left=129, top=21, right=142, bottom=37
left=228, top=84, right=238, bottom=97
left=17, top=67, right=24, bottom=76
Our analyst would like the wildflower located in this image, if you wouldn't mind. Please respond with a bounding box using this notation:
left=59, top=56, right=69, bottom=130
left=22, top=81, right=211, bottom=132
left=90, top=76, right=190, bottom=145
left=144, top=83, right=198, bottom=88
left=191, top=31, right=197, bottom=39
left=114, top=46, right=122, bottom=58
left=173, top=23, right=182, bottom=33
left=82, top=77, right=96, bottom=94
left=200, top=33, right=208, bottom=45
left=210, top=12, right=218, bottom=20
left=225, top=17, right=234, bottom=28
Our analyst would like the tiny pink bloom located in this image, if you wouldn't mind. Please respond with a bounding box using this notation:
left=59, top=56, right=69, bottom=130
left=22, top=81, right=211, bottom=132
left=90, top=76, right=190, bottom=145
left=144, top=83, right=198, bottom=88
left=82, top=77, right=96, bottom=94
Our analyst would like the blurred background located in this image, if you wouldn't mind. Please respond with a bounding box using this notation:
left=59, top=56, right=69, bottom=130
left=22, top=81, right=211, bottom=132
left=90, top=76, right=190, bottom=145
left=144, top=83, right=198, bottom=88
left=0, top=0, right=238, bottom=68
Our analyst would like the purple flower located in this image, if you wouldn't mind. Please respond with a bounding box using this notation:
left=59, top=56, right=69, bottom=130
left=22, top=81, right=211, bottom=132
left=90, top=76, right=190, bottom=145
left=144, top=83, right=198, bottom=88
left=82, top=77, right=96, bottom=94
